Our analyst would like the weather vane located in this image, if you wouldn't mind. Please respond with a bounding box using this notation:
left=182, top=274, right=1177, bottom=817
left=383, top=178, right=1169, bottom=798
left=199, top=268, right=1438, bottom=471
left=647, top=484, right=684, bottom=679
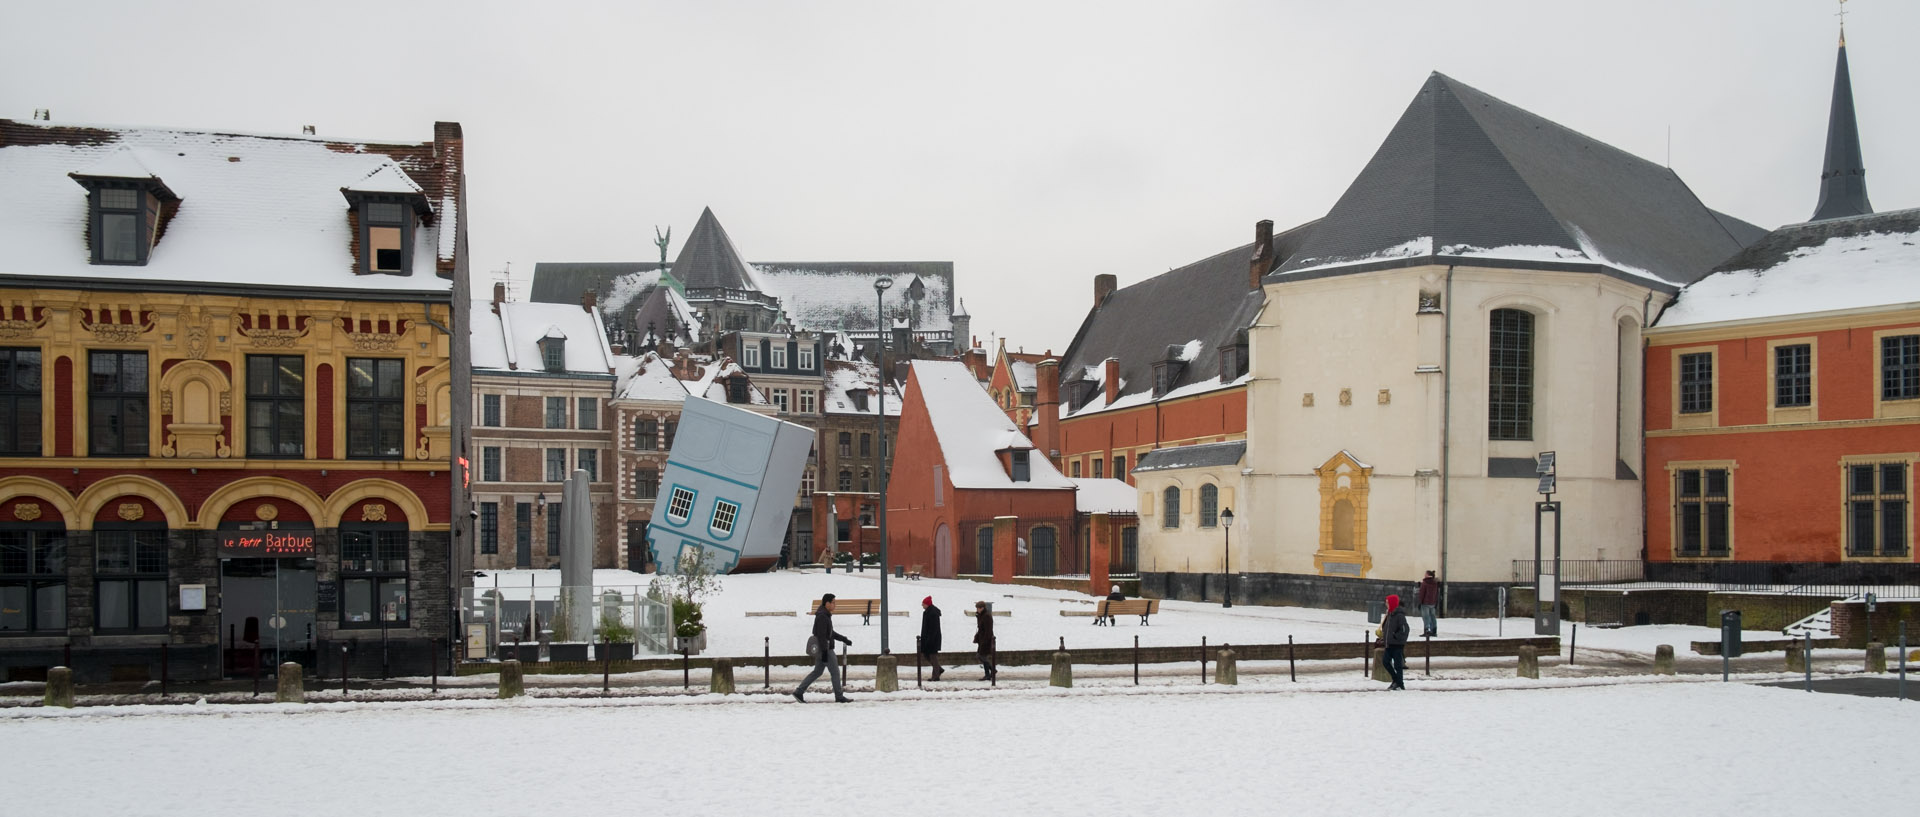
left=1837, top=0, right=1848, bottom=45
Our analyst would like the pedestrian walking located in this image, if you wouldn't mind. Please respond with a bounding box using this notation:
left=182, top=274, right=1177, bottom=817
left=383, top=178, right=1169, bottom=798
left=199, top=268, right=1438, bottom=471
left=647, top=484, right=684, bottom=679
left=795, top=593, right=853, bottom=703
left=920, top=596, right=944, bottom=681
left=1377, top=593, right=1410, bottom=690
left=1417, top=570, right=1440, bottom=637
left=973, top=600, right=997, bottom=681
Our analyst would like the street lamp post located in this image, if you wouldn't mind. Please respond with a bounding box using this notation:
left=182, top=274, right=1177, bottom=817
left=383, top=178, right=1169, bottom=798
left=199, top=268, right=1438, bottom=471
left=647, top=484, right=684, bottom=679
left=874, top=276, right=894, bottom=654
left=1220, top=508, right=1235, bottom=608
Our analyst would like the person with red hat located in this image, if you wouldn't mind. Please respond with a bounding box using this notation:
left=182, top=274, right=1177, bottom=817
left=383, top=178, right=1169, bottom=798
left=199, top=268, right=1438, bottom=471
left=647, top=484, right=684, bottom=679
left=919, top=596, right=944, bottom=681
left=1377, top=593, right=1410, bottom=690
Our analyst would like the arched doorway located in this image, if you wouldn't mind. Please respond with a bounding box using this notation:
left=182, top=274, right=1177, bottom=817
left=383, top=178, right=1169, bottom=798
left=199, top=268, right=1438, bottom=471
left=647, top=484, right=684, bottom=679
left=934, top=524, right=953, bottom=579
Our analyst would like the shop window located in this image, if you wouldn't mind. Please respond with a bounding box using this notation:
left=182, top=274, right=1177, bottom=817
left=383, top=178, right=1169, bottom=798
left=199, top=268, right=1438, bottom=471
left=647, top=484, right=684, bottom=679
left=1847, top=462, right=1909, bottom=558
left=0, top=525, right=67, bottom=633
left=1488, top=308, right=1535, bottom=440
left=345, top=358, right=404, bottom=458
left=339, top=524, right=408, bottom=627
left=0, top=348, right=43, bottom=456
left=94, top=524, right=168, bottom=632
left=246, top=354, right=305, bottom=457
left=479, top=503, right=498, bottom=555
left=89, top=350, right=149, bottom=456
left=1674, top=468, right=1731, bottom=557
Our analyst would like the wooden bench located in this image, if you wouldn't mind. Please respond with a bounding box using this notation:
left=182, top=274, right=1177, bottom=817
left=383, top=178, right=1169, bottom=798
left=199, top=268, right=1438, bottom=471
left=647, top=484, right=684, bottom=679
left=1093, top=598, right=1160, bottom=625
left=907, top=564, right=924, bottom=580
left=810, top=598, right=883, bottom=624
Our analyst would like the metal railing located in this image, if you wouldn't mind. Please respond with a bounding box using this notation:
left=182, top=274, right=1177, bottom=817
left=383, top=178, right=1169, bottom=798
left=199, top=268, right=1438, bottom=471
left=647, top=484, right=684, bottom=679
left=1511, top=560, right=1647, bottom=586
left=462, top=583, right=671, bottom=661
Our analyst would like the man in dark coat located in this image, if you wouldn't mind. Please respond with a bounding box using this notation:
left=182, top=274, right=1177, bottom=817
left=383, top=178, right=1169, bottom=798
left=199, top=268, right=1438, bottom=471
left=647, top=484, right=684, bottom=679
left=1417, top=570, right=1440, bottom=637
left=1097, top=584, right=1126, bottom=626
left=1379, top=593, right=1410, bottom=690
left=973, top=600, right=996, bottom=681
left=795, top=593, right=853, bottom=702
left=919, top=596, right=944, bottom=681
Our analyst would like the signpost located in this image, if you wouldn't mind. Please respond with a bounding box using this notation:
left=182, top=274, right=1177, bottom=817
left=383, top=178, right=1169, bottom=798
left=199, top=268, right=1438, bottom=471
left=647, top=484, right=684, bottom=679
left=1534, top=451, right=1562, bottom=637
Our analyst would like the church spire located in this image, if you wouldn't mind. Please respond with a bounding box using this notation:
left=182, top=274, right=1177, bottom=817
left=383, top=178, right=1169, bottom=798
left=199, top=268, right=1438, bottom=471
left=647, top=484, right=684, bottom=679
left=1811, top=6, right=1872, bottom=222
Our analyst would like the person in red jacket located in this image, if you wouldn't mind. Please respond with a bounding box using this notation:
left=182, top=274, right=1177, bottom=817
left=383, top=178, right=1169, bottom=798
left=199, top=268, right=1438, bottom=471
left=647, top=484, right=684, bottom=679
left=1417, top=570, right=1440, bottom=637
left=1378, top=593, right=1410, bottom=690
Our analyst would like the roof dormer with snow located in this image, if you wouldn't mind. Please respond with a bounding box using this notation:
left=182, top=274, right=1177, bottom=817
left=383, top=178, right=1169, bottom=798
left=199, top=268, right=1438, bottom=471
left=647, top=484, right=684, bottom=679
left=471, top=298, right=616, bottom=378
left=1, top=118, right=464, bottom=297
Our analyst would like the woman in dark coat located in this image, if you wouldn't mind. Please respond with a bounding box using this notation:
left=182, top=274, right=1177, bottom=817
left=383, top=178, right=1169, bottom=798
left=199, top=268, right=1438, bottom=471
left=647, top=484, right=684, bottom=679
left=973, top=600, right=996, bottom=681
left=919, top=596, right=944, bottom=681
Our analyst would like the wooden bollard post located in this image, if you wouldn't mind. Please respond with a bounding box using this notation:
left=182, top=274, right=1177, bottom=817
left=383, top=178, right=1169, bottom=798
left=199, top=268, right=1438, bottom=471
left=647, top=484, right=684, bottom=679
left=1653, top=645, right=1676, bottom=675
left=875, top=654, right=898, bottom=692
left=1217, top=646, right=1238, bottom=685
left=44, top=666, right=74, bottom=708
left=275, top=662, right=305, bottom=703
left=710, top=657, right=736, bottom=694
left=498, top=659, right=525, bottom=698
left=1517, top=645, right=1540, bottom=679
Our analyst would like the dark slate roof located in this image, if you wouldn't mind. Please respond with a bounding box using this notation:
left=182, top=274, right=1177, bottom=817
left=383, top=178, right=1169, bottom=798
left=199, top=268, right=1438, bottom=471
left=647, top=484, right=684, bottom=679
left=1812, top=42, right=1874, bottom=222
left=1132, top=441, right=1247, bottom=473
left=1707, top=208, right=1920, bottom=276
left=672, top=206, right=760, bottom=291
left=1272, top=72, right=1761, bottom=288
left=1056, top=221, right=1316, bottom=410
left=530, top=262, right=663, bottom=305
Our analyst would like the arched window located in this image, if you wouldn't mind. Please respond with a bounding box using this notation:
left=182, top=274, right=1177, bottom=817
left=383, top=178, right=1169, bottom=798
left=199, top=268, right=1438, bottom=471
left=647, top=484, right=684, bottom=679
left=1200, top=484, right=1219, bottom=528
left=1162, top=486, right=1181, bottom=529
left=837, top=470, right=852, bottom=491
left=1489, top=308, right=1535, bottom=441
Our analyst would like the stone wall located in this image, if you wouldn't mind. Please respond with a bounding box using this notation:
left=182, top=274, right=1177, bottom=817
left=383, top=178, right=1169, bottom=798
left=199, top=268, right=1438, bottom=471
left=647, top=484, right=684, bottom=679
left=1829, top=599, right=1920, bottom=649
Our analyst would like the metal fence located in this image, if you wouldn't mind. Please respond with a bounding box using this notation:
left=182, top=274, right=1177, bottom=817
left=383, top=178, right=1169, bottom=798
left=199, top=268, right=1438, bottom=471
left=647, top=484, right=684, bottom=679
left=1510, top=559, right=1647, bottom=586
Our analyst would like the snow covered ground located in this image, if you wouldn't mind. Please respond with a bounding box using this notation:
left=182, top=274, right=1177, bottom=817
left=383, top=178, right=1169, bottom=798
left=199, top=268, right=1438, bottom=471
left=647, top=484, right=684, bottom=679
left=478, top=568, right=1768, bottom=659
left=1, top=682, right=1906, bottom=815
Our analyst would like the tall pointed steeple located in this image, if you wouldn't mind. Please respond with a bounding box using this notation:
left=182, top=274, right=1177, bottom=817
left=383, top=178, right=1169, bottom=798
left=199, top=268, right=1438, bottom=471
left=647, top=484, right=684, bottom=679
left=1810, top=22, right=1873, bottom=221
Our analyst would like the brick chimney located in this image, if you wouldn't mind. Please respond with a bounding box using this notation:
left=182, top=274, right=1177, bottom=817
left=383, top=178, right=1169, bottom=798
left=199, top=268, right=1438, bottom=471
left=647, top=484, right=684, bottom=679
left=1249, top=219, right=1276, bottom=290
left=580, top=290, right=596, bottom=313
left=1094, top=274, right=1117, bottom=308
left=1035, top=359, right=1062, bottom=460
left=491, top=282, right=505, bottom=314
left=1103, top=358, right=1120, bottom=406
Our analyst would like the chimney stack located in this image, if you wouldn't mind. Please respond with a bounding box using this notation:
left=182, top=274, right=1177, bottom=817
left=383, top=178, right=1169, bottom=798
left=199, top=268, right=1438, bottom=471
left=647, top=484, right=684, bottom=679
left=1103, top=358, right=1120, bottom=407
left=302, top=125, right=316, bottom=135
left=491, top=282, right=506, bottom=313
left=1249, top=219, right=1276, bottom=290
left=580, top=290, right=596, bottom=313
left=1035, top=359, right=1062, bottom=462
left=1094, top=274, right=1117, bottom=308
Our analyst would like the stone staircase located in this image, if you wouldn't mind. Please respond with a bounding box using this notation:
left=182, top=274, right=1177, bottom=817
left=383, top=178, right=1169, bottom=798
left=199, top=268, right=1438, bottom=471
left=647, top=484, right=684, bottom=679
left=1782, top=594, right=1857, bottom=638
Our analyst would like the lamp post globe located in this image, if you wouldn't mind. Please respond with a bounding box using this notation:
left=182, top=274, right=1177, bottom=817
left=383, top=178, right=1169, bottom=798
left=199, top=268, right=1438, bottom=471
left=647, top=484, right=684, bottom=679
left=873, top=276, right=893, bottom=653
left=1220, top=508, right=1234, bottom=608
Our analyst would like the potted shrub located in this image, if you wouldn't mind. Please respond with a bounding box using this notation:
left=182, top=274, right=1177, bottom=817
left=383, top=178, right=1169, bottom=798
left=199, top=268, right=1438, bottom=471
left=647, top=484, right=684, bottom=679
left=597, top=596, right=636, bottom=662
left=547, top=588, right=592, bottom=662
left=651, top=550, right=720, bottom=655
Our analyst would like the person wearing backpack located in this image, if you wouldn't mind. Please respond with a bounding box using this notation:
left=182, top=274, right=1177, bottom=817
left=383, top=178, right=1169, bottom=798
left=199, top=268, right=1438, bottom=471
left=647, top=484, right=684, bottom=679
left=795, top=593, right=853, bottom=702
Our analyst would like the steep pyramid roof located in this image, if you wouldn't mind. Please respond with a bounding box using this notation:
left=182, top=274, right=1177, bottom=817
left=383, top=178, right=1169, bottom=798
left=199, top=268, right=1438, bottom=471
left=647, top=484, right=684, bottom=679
left=671, top=207, right=760, bottom=291
left=1811, top=39, right=1874, bottom=222
left=1273, top=73, right=1761, bottom=288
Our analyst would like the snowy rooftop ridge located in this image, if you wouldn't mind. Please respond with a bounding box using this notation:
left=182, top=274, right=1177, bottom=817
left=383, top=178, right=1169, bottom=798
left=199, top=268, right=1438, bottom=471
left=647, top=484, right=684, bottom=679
left=1656, top=209, right=1920, bottom=328
left=470, top=300, right=615, bottom=376
left=909, top=360, right=1074, bottom=491
left=0, top=118, right=460, bottom=293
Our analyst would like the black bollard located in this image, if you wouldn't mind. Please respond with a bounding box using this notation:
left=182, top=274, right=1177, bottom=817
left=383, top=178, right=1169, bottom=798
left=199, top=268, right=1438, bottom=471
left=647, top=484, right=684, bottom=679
left=1425, top=633, right=1432, bottom=676
left=1133, top=635, right=1140, bottom=685
left=602, top=638, right=611, bottom=694
left=1361, top=631, right=1368, bottom=677
left=682, top=646, right=690, bottom=690
left=763, top=637, right=771, bottom=690
left=916, top=636, right=923, bottom=688
left=1288, top=634, right=1296, bottom=682
left=1201, top=636, right=1208, bottom=685
left=1570, top=623, right=1578, bottom=665
left=341, top=643, right=350, bottom=695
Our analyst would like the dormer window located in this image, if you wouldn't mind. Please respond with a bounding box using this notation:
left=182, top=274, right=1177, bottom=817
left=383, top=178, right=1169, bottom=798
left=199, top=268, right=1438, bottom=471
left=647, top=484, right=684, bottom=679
left=847, top=388, right=870, bottom=413
left=71, top=151, right=177, bottom=266
left=538, top=335, right=566, bottom=372
left=1010, top=450, right=1031, bottom=483
left=726, top=375, right=751, bottom=404
left=341, top=163, right=430, bottom=277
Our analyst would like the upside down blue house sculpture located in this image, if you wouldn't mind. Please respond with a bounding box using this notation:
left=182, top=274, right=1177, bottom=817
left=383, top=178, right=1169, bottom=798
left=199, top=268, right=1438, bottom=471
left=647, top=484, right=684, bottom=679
left=648, top=396, right=814, bottom=574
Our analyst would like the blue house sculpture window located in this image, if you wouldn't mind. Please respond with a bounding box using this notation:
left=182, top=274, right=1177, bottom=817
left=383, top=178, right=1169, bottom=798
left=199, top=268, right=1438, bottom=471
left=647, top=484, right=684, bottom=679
left=667, top=486, right=696, bottom=525
left=711, top=500, right=740, bottom=538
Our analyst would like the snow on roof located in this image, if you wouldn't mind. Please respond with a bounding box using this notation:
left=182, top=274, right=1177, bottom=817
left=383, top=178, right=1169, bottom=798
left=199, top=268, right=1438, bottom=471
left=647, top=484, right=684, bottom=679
left=342, top=162, right=426, bottom=196
left=1071, top=478, right=1139, bottom=514
left=0, top=119, right=456, bottom=293
left=909, top=360, right=1074, bottom=491
left=1656, top=210, right=1920, bottom=328
left=617, top=352, right=692, bottom=401
left=823, top=359, right=902, bottom=416
left=470, top=300, right=614, bottom=375
left=603, top=269, right=666, bottom=314
left=1009, top=360, right=1038, bottom=391
left=755, top=263, right=955, bottom=334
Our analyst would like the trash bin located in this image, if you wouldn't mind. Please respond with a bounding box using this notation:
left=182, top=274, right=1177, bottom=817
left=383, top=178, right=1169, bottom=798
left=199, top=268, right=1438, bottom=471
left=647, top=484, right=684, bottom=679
left=1720, top=610, right=1742, bottom=658
left=1367, top=600, right=1386, bottom=624
left=895, top=565, right=905, bottom=578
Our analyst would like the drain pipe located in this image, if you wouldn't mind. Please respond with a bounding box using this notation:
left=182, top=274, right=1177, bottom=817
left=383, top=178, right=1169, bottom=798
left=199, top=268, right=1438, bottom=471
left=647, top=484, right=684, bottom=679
left=1439, top=265, right=1455, bottom=617
left=1639, top=291, right=1655, bottom=567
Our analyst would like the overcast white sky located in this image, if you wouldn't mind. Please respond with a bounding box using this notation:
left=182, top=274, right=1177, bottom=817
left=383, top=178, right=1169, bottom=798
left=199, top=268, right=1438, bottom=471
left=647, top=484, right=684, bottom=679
left=4, top=1, right=1914, bottom=353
